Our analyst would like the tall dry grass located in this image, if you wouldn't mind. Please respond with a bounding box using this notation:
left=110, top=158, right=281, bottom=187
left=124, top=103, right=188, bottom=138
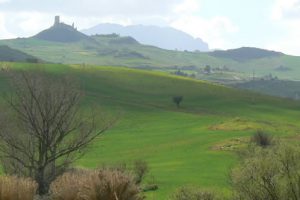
left=0, top=176, right=37, bottom=200
left=51, top=168, right=143, bottom=200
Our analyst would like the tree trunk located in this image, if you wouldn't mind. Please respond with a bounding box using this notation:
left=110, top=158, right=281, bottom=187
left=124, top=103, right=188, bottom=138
left=36, top=167, right=50, bottom=195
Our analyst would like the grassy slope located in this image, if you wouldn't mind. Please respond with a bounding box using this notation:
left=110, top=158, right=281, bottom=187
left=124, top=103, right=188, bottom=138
left=1, top=36, right=300, bottom=80
left=0, top=45, right=39, bottom=62
left=234, top=79, right=300, bottom=99
left=1, top=62, right=300, bottom=199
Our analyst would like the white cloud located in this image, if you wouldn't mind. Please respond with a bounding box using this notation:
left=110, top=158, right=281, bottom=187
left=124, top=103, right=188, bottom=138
left=0, top=0, right=9, bottom=4
left=173, top=0, right=201, bottom=14
left=171, top=15, right=238, bottom=49
left=268, top=0, right=300, bottom=55
left=265, top=20, right=300, bottom=55
left=271, top=0, right=300, bottom=20
left=0, top=0, right=183, bottom=17
left=169, top=0, right=238, bottom=49
left=0, top=13, right=15, bottom=38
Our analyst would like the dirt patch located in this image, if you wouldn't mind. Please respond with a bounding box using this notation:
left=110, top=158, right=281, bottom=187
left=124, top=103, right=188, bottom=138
left=211, top=137, right=248, bottom=151
left=210, top=117, right=272, bottom=131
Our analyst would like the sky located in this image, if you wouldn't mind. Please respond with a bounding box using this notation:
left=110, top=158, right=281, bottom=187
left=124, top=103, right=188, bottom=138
left=0, top=0, right=299, bottom=55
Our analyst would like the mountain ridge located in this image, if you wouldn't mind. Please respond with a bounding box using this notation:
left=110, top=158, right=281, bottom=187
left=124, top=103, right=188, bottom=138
left=82, top=23, right=209, bottom=51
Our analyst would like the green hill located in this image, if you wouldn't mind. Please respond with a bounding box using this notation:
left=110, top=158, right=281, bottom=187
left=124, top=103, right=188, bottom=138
left=234, top=79, right=300, bottom=99
left=0, top=45, right=40, bottom=62
left=1, top=63, right=300, bottom=199
left=1, top=18, right=300, bottom=84
left=1, top=34, right=300, bottom=81
left=209, top=47, right=283, bottom=62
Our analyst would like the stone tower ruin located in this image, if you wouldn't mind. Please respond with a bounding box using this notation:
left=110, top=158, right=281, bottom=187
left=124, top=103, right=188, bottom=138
left=54, top=16, right=60, bottom=25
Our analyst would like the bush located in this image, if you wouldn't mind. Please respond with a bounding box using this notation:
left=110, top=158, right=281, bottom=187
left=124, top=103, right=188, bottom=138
left=133, top=160, right=149, bottom=185
left=51, top=168, right=143, bottom=200
left=171, top=187, right=215, bottom=200
left=251, top=130, right=272, bottom=147
left=86, top=169, right=143, bottom=200
left=231, top=142, right=300, bottom=200
left=50, top=170, right=87, bottom=200
left=0, top=176, right=37, bottom=200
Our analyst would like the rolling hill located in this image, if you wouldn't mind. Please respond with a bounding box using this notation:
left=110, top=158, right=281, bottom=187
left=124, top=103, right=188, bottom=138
left=0, top=45, right=40, bottom=62
left=82, top=23, right=209, bottom=51
left=234, top=79, right=300, bottom=99
left=1, top=17, right=300, bottom=82
left=209, top=47, right=284, bottom=62
left=1, top=63, right=300, bottom=199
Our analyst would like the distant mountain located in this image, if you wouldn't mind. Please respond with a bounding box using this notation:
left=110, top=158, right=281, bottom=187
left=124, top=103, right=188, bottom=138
left=82, top=23, right=209, bottom=51
left=209, top=47, right=284, bottom=62
left=34, top=16, right=90, bottom=43
left=0, top=45, right=40, bottom=62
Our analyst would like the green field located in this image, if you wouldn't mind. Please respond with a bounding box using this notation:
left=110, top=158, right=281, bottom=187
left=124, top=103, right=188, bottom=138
left=1, top=62, right=300, bottom=199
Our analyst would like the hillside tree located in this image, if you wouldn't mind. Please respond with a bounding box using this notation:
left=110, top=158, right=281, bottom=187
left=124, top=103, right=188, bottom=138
left=0, top=71, right=116, bottom=195
left=173, top=96, right=183, bottom=108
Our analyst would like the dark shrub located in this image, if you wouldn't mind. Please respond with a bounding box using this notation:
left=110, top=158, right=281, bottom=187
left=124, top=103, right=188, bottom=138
left=251, top=130, right=272, bottom=147
left=173, top=96, right=183, bottom=108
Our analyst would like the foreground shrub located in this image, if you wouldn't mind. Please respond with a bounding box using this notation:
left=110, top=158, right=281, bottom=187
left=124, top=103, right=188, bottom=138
left=51, top=168, right=143, bottom=200
left=171, top=187, right=215, bottom=200
left=85, top=169, right=143, bottom=200
left=133, top=160, right=149, bottom=185
left=0, top=176, right=37, bottom=200
left=231, top=142, right=300, bottom=200
left=50, top=170, right=87, bottom=200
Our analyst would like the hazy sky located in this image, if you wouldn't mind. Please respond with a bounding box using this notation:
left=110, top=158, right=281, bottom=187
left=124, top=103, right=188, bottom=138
left=0, top=0, right=299, bottom=55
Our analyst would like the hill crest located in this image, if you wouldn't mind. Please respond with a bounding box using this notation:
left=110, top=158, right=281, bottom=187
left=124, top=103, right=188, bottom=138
left=82, top=23, right=209, bottom=51
left=209, top=47, right=284, bottom=62
left=34, top=16, right=90, bottom=43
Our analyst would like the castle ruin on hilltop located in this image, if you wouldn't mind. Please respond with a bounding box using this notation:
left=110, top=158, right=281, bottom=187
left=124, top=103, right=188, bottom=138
left=54, top=16, right=60, bottom=25
left=53, top=16, right=76, bottom=30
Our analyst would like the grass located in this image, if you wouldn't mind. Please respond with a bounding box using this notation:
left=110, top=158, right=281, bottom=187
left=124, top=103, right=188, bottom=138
left=0, top=176, right=37, bottom=200
left=1, top=63, right=300, bottom=199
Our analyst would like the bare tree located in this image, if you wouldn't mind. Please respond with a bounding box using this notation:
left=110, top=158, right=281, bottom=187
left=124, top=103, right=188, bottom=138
left=0, top=71, right=116, bottom=195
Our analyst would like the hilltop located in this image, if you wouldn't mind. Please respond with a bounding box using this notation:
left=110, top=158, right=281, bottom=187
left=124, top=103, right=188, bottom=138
left=209, top=47, right=284, bottom=62
left=34, top=16, right=90, bottom=43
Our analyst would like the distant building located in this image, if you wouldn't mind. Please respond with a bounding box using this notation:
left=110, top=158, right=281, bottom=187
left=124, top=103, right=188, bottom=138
left=53, top=16, right=77, bottom=30
left=54, top=16, right=60, bottom=25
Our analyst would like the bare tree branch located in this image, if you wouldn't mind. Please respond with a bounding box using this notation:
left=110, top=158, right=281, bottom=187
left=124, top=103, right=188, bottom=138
left=0, top=70, right=116, bottom=195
